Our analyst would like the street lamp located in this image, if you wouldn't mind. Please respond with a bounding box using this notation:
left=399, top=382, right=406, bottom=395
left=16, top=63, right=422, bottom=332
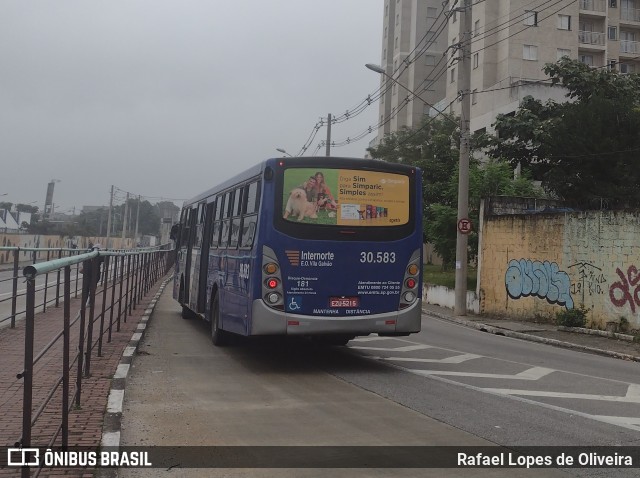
left=364, top=64, right=456, bottom=126
left=366, top=60, right=470, bottom=316
left=276, top=148, right=293, bottom=157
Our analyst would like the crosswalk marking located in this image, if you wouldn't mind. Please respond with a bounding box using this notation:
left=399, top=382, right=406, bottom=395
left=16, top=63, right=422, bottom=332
left=382, top=353, right=482, bottom=364
left=410, top=366, right=555, bottom=381
left=350, top=344, right=433, bottom=352
left=482, top=388, right=640, bottom=404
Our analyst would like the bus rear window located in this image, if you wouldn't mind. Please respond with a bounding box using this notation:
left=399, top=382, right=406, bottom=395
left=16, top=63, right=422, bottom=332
left=281, top=168, right=410, bottom=226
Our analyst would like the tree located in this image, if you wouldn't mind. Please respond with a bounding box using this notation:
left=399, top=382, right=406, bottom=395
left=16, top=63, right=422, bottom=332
left=482, top=58, right=640, bottom=208
left=368, top=116, right=542, bottom=269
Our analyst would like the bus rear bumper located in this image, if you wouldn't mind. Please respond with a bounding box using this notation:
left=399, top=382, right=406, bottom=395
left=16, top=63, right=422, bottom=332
left=249, top=299, right=422, bottom=336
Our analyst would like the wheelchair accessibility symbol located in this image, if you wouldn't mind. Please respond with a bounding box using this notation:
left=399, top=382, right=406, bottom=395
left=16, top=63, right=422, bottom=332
left=287, top=296, right=302, bottom=312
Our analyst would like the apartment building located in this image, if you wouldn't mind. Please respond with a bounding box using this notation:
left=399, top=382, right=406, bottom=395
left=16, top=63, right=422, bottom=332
left=372, top=0, right=448, bottom=148
left=374, top=0, right=640, bottom=143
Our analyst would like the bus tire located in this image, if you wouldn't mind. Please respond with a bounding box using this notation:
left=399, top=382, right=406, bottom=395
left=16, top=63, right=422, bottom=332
left=181, top=306, right=191, bottom=319
left=211, top=294, right=228, bottom=346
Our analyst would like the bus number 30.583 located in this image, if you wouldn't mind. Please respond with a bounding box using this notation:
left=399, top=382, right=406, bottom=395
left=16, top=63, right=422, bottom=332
left=360, top=252, right=396, bottom=264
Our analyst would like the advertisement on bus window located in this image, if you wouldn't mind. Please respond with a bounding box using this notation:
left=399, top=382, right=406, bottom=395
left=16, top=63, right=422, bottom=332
left=282, top=168, right=409, bottom=226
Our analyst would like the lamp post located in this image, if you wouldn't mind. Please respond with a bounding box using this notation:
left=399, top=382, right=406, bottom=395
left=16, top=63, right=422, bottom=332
left=366, top=22, right=471, bottom=315
left=276, top=148, right=292, bottom=157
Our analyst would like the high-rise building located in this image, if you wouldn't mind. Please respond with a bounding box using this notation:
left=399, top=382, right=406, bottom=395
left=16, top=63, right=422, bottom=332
left=372, top=0, right=449, bottom=148
left=374, top=0, right=640, bottom=143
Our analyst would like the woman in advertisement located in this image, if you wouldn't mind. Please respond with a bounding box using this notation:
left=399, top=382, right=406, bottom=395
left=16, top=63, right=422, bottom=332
left=314, top=171, right=337, bottom=211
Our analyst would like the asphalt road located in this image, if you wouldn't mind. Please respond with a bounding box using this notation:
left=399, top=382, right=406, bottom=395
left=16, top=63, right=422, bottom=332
left=119, top=290, right=639, bottom=478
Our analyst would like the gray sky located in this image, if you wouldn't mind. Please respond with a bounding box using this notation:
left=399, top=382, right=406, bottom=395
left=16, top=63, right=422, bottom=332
left=1, top=0, right=382, bottom=213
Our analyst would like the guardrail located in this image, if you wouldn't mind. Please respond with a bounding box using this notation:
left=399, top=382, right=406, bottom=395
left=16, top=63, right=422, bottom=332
left=0, top=247, right=86, bottom=328
left=12, top=246, right=175, bottom=478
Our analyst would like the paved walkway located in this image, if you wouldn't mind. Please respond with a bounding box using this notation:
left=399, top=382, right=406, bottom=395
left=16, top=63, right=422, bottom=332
left=0, top=275, right=168, bottom=477
left=1, top=292, right=638, bottom=477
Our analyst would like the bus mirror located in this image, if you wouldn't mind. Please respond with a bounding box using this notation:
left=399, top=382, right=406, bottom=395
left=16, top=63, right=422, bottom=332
left=170, top=224, right=181, bottom=241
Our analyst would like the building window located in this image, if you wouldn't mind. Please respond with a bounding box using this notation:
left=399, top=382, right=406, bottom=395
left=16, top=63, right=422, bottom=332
left=557, top=48, right=571, bottom=60
left=474, top=19, right=480, bottom=36
left=609, top=59, right=617, bottom=70
left=451, top=36, right=456, bottom=58
left=425, top=54, right=436, bottom=66
left=383, top=49, right=386, bottom=60
left=620, top=62, right=635, bottom=73
left=396, top=13, right=399, bottom=26
left=450, top=67, right=455, bottom=83
left=610, top=0, right=617, bottom=7
left=558, top=15, right=571, bottom=30
left=523, top=44, right=538, bottom=61
left=524, top=11, right=538, bottom=26
left=384, top=26, right=387, bottom=38
left=472, top=89, right=478, bottom=105
left=385, top=4, right=388, bottom=16
left=608, top=26, right=617, bottom=40
left=473, top=52, right=479, bottom=68
left=395, top=37, right=398, bottom=49
left=451, top=9, right=457, bottom=23
left=427, top=7, right=438, bottom=18
left=580, top=54, right=593, bottom=65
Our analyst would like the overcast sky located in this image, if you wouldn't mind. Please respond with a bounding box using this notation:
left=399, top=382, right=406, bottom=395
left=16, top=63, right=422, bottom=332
left=1, top=0, right=383, bottom=213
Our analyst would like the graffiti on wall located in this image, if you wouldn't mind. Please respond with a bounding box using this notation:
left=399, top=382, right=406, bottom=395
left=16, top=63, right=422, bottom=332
left=609, top=266, right=640, bottom=314
left=505, top=259, right=574, bottom=309
left=567, top=262, right=607, bottom=306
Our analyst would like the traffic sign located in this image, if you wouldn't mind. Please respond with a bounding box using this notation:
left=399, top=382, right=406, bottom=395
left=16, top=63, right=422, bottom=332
left=457, top=218, right=472, bottom=234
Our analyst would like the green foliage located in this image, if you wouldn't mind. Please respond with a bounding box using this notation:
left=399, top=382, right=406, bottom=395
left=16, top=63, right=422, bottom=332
left=482, top=58, right=640, bottom=208
left=368, top=115, right=541, bottom=268
left=619, top=316, right=629, bottom=333
left=555, top=307, right=588, bottom=328
left=423, top=264, right=477, bottom=290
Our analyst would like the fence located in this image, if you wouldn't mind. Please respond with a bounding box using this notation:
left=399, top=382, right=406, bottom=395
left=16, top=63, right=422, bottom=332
left=0, top=247, right=87, bottom=329
left=8, top=246, right=174, bottom=478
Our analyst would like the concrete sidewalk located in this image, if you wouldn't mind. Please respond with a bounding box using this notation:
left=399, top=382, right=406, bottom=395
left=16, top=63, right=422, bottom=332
left=422, top=303, right=640, bottom=362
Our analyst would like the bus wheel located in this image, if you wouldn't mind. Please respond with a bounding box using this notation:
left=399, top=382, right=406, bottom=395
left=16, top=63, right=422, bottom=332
left=181, top=306, right=192, bottom=319
left=211, top=294, right=228, bottom=346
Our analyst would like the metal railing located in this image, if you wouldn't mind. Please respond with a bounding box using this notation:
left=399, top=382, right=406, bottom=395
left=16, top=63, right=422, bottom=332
left=620, top=39, right=640, bottom=54
left=621, top=7, right=640, bottom=22
left=0, top=247, right=86, bottom=328
left=579, top=0, right=606, bottom=12
left=578, top=30, right=606, bottom=46
left=13, top=246, right=174, bottom=477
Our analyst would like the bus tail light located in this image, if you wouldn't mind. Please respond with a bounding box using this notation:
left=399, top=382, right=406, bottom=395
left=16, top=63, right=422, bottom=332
left=399, top=249, right=421, bottom=310
left=262, top=246, right=284, bottom=310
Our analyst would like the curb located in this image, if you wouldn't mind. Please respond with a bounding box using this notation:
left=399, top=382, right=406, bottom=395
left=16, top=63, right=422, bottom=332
left=100, top=276, right=172, bottom=450
left=424, top=308, right=640, bottom=363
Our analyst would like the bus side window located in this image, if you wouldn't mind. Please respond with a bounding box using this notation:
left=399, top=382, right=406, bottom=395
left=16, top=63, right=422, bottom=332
left=245, top=181, right=260, bottom=214
left=210, top=194, right=222, bottom=248
left=240, top=214, right=257, bottom=248
left=220, top=219, right=231, bottom=248
left=229, top=187, right=243, bottom=248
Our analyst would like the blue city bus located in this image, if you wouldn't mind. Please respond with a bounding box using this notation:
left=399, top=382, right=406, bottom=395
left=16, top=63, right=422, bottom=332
left=172, top=157, right=422, bottom=345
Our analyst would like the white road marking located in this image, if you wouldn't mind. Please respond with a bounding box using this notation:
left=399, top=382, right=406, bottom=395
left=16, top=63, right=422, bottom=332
left=382, top=353, right=482, bottom=364
left=351, top=336, right=395, bottom=342
left=411, top=366, right=555, bottom=381
left=350, top=344, right=433, bottom=352
left=482, top=388, right=640, bottom=404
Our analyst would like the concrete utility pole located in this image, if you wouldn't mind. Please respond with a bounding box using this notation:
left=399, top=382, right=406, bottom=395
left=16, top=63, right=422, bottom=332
left=325, top=113, right=332, bottom=157
left=122, top=192, right=129, bottom=239
left=106, top=185, right=114, bottom=249
left=134, top=195, right=141, bottom=245
left=454, top=0, right=472, bottom=316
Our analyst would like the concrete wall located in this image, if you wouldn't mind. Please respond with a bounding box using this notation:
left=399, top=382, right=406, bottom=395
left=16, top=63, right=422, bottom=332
left=479, top=210, right=640, bottom=331
left=0, top=233, right=134, bottom=266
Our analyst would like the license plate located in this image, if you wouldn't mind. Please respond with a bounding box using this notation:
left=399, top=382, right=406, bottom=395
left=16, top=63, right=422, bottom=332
left=329, top=297, right=359, bottom=308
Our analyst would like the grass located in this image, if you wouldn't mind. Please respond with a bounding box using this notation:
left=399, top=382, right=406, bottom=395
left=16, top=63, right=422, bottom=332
left=423, top=264, right=477, bottom=291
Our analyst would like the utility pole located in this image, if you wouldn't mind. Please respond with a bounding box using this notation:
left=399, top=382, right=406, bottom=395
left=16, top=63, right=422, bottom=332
left=134, top=195, right=141, bottom=245
left=122, top=192, right=129, bottom=240
left=454, top=0, right=472, bottom=316
left=325, top=113, right=332, bottom=156
left=106, top=185, right=114, bottom=249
